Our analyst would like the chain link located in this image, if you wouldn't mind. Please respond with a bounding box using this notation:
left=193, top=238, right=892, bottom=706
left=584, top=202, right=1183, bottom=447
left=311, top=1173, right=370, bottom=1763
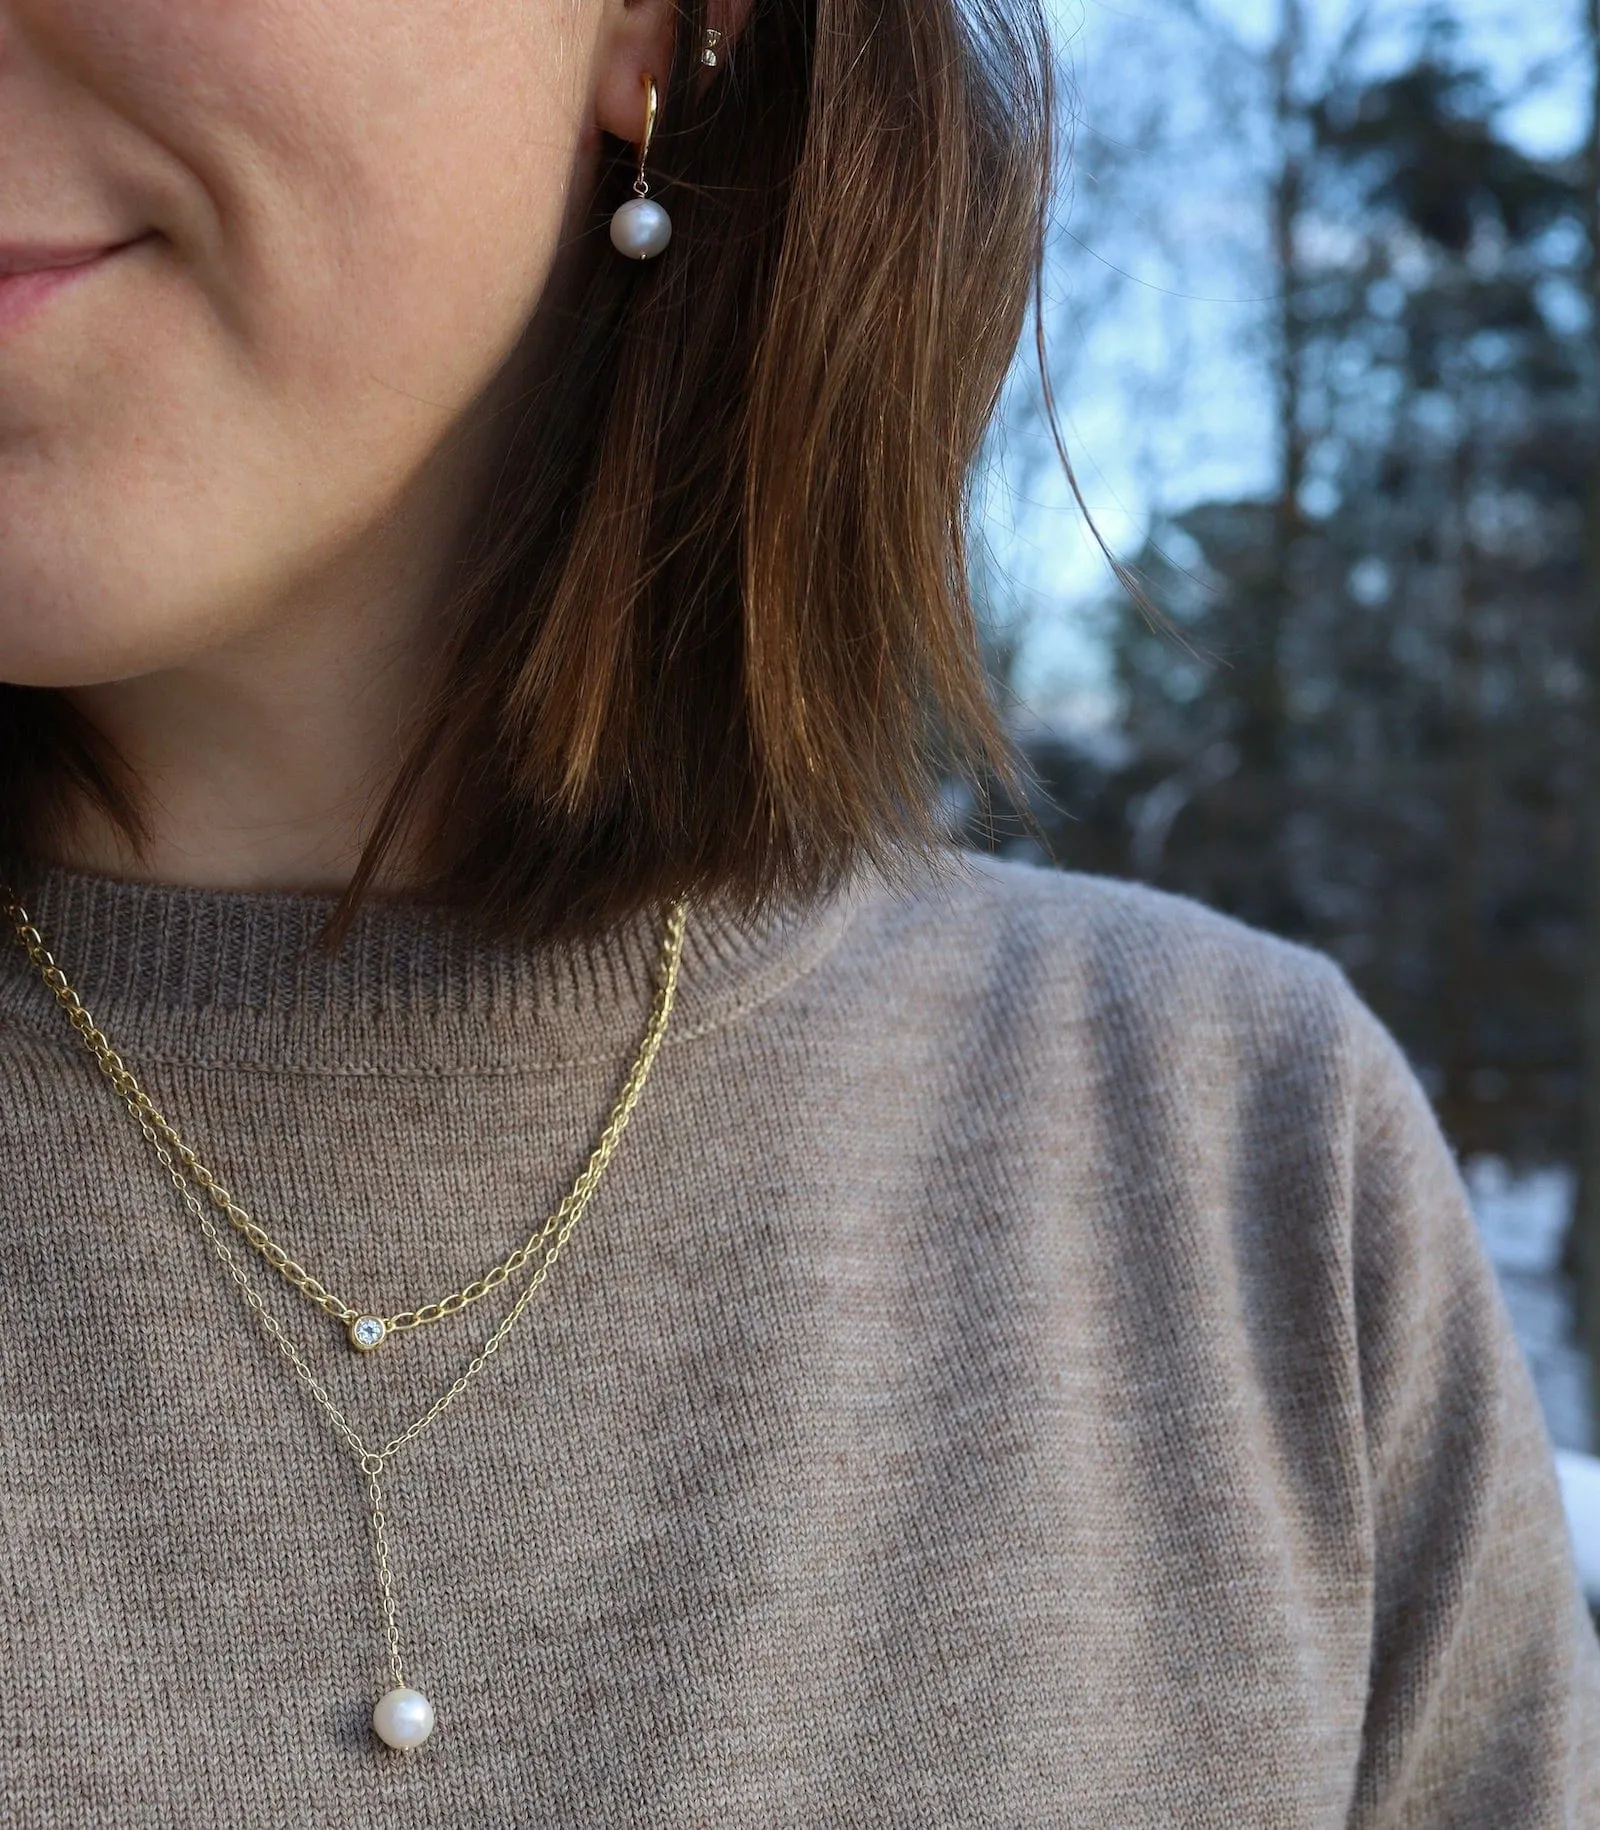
left=1, top=891, right=686, bottom=1345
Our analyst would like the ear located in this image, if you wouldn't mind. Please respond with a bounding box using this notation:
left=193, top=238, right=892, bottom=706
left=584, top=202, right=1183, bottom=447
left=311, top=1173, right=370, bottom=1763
left=592, top=0, right=754, bottom=146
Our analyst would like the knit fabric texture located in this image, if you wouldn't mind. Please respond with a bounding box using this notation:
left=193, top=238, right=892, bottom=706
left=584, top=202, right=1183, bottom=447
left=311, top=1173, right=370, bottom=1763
left=0, top=847, right=1596, bottom=1827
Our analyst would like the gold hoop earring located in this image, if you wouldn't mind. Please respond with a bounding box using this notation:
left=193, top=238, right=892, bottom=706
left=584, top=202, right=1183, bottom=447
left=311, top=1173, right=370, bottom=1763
left=609, top=73, right=672, bottom=260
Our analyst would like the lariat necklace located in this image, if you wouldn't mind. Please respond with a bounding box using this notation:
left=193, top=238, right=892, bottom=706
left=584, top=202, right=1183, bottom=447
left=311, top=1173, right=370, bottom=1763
left=3, top=885, right=688, bottom=1753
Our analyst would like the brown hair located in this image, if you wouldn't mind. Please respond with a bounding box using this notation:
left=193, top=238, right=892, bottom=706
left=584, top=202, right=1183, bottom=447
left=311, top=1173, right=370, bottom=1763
left=0, top=0, right=1055, bottom=943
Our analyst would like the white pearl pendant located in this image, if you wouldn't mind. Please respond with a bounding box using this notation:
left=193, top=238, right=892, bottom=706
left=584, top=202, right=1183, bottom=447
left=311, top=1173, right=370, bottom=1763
left=373, top=1685, right=435, bottom=1750
left=610, top=196, right=672, bottom=259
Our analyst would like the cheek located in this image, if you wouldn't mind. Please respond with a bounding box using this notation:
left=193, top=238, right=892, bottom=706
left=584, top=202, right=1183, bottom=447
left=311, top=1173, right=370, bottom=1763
left=239, top=7, right=585, bottom=403
left=0, top=0, right=587, bottom=683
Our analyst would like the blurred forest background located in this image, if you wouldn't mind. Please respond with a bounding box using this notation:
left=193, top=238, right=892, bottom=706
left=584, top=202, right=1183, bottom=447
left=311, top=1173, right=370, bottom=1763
left=965, top=0, right=1600, bottom=1469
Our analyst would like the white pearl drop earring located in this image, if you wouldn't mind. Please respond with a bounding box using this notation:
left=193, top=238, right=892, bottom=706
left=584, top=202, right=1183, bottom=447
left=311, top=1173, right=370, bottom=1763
left=610, top=72, right=672, bottom=260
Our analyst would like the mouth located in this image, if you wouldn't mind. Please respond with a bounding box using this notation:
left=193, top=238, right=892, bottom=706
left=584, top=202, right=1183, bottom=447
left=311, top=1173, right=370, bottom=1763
left=0, top=234, right=150, bottom=344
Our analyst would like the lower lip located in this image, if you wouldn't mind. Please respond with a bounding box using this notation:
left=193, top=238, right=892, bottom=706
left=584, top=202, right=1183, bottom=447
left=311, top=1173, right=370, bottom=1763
left=0, top=247, right=128, bottom=344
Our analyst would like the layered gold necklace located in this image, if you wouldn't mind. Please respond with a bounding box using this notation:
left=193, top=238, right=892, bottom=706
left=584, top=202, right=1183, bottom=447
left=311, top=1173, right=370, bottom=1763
left=3, top=884, right=688, bottom=1754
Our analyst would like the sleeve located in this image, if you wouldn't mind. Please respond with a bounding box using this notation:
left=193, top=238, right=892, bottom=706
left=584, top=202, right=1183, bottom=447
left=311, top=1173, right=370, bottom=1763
left=1343, top=994, right=1600, bottom=1828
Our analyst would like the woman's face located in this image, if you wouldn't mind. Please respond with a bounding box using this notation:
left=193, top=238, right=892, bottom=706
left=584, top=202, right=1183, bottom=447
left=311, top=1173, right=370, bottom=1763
left=0, top=0, right=660, bottom=685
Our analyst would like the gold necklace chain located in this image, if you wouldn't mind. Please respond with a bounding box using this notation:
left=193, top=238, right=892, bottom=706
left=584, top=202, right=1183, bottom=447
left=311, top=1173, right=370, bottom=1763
left=2, top=890, right=686, bottom=1354
left=1, top=885, right=688, bottom=1752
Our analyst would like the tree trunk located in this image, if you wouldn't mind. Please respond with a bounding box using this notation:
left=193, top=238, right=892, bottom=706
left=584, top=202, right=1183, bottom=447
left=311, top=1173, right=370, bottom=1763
left=1441, top=440, right=1488, bottom=1149
left=1572, top=0, right=1600, bottom=1431
left=1238, top=0, right=1308, bottom=937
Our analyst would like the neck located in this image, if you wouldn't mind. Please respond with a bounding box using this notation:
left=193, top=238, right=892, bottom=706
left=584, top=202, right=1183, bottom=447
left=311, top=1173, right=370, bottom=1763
left=52, top=529, right=457, bottom=899
left=38, top=361, right=524, bottom=898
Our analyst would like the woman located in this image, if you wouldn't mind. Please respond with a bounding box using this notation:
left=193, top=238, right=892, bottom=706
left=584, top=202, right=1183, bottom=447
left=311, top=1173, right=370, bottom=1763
left=0, top=0, right=1594, bottom=1820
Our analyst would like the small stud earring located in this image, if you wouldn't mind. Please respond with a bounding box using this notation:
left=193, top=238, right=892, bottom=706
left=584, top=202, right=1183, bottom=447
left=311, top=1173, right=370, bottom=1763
left=609, top=72, right=671, bottom=260
left=700, top=27, right=724, bottom=68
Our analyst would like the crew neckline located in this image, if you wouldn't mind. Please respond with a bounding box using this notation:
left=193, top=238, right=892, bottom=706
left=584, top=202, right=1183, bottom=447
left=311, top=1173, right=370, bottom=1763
left=0, top=859, right=866, bottom=1075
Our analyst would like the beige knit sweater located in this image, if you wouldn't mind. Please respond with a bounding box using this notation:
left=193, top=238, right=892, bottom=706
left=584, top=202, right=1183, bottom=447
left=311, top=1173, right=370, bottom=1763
left=0, top=848, right=1595, bottom=1827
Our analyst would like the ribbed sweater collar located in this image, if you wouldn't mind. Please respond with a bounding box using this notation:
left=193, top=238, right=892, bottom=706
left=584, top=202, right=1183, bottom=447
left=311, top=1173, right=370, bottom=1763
left=0, top=860, right=862, bottom=1075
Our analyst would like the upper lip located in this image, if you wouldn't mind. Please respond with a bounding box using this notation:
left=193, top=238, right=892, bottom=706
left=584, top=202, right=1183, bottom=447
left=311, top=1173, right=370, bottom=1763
left=0, top=241, right=126, bottom=278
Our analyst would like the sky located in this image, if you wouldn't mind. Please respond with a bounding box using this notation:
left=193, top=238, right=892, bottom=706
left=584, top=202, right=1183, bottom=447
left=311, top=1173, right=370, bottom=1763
left=985, top=0, right=1593, bottom=728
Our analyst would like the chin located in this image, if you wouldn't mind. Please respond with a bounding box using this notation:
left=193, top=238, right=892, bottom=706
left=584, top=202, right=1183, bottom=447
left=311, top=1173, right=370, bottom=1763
left=0, top=480, right=273, bottom=688
left=0, top=581, right=212, bottom=690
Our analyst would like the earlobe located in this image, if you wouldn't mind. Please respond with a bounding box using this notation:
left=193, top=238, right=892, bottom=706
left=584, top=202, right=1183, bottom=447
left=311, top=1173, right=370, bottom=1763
left=591, top=1, right=747, bottom=144
left=591, top=0, right=683, bottom=145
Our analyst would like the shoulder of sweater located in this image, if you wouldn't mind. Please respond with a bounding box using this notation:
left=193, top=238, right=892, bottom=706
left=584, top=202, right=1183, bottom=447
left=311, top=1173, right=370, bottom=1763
left=843, top=847, right=1359, bottom=1033
left=821, top=849, right=1415, bottom=1130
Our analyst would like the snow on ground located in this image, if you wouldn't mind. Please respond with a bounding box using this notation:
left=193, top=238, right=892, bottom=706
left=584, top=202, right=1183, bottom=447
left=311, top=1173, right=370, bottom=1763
left=1464, top=1157, right=1596, bottom=1455
left=1557, top=1452, right=1600, bottom=1604
left=1463, top=1157, right=1599, bottom=1602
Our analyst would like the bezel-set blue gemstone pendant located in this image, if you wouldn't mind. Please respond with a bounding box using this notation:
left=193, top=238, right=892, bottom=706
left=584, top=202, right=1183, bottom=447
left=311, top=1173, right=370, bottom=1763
left=349, top=1315, right=388, bottom=1352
